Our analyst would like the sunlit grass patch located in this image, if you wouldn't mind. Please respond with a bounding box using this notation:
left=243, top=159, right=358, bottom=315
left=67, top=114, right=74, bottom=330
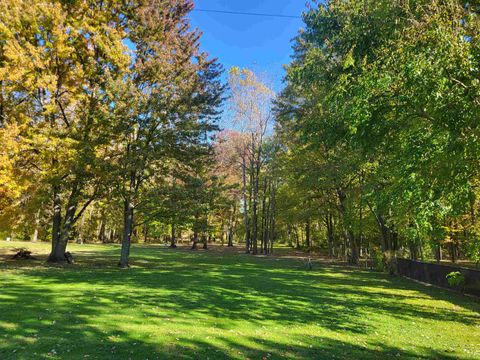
left=0, top=241, right=479, bottom=359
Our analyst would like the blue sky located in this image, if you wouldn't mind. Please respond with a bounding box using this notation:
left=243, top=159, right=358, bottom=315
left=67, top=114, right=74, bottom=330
left=189, top=1, right=307, bottom=92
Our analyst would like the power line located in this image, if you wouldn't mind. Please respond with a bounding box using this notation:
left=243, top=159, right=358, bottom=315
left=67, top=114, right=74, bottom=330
left=193, top=8, right=302, bottom=19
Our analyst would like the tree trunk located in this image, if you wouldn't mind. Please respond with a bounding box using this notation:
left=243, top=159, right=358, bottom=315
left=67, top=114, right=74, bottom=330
left=435, top=243, right=442, bottom=263
left=287, top=225, right=292, bottom=247
left=326, top=213, right=335, bottom=257
left=337, top=188, right=359, bottom=265
left=143, top=224, right=149, bottom=243
left=49, top=184, right=62, bottom=261
left=227, top=204, right=235, bottom=247
left=242, top=147, right=250, bottom=253
left=170, top=223, right=177, bottom=248
left=99, top=219, right=106, bottom=243
left=269, top=211, right=275, bottom=255
left=249, top=141, right=255, bottom=254
left=263, top=206, right=269, bottom=255
left=409, top=243, right=418, bottom=261
left=377, top=215, right=391, bottom=252
left=220, top=220, right=225, bottom=246
left=251, top=140, right=261, bottom=255
left=269, top=183, right=276, bottom=255
left=295, top=227, right=300, bottom=249
left=349, top=231, right=359, bottom=265
left=305, top=220, right=311, bottom=250
left=32, top=228, right=39, bottom=243
left=31, top=209, right=41, bottom=242
left=76, top=212, right=85, bottom=244
left=119, top=199, right=134, bottom=268
left=191, top=231, right=198, bottom=250
left=260, top=180, right=267, bottom=254
left=450, top=241, right=456, bottom=263
left=51, top=204, right=77, bottom=261
left=263, top=180, right=271, bottom=255
left=49, top=182, right=80, bottom=262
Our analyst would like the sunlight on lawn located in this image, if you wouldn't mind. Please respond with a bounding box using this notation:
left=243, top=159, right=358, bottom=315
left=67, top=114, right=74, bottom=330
left=0, top=242, right=479, bottom=360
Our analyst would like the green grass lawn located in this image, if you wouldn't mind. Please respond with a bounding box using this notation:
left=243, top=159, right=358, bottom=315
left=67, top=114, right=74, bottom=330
left=0, top=241, right=479, bottom=360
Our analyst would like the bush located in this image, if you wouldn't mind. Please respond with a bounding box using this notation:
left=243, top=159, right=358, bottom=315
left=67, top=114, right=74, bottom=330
left=372, top=250, right=385, bottom=272
left=371, top=250, right=397, bottom=274
left=446, top=271, right=466, bottom=290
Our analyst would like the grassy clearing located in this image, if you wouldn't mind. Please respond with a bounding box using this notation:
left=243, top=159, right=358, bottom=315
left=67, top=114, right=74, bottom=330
left=0, top=241, right=479, bottom=360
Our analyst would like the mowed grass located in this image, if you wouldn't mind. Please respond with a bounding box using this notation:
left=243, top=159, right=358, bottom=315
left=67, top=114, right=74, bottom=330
left=0, top=242, right=479, bottom=360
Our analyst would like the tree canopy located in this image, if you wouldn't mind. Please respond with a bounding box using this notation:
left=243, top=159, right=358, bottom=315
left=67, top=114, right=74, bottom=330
left=1, top=0, right=480, bottom=267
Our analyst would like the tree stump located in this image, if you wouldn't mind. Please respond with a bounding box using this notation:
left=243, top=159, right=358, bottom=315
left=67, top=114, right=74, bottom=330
left=12, top=249, right=36, bottom=260
left=64, top=252, right=74, bottom=264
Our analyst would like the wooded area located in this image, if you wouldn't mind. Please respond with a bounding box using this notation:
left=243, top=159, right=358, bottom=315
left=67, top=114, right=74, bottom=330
left=1, top=1, right=480, bottom=359
left=1, top=0, right=480, bottom=269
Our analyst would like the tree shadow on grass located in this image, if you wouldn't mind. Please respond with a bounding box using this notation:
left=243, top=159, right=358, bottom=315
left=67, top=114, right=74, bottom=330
left=4, top=249, right=480, bottom=326
left=0, top=245, right=479, bottom=359
left=0, top=283, right=466, bottom=359
left=0, top=285, right=464, bottom=360
left=183, top=334, right=464, bottom=360
left=18, top=247, right=478, bottom=325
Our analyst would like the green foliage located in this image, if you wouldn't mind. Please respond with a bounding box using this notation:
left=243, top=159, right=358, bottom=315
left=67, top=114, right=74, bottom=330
left=2, top=0, right=480, bottom=267
left=372, top=250, right=386, bottom=273
left=446, top=271, right=466, bottom=289
left=274, top=0, right=480, bottom=263
left=0, top=0, right=225, bottom=262
left=466, top=238, right=480, bottom=266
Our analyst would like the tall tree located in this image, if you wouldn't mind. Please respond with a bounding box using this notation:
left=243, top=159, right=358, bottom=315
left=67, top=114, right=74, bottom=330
left=0, top=0, right=130, bottom=261
left=276, top=0, right=480, bottom=264
left=228, top=67, right=274, bottom=254
left=113, top=0, right=224, bottom=267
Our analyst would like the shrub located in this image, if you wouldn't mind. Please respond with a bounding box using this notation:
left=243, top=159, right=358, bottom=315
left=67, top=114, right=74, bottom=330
left=372, top=250, right=385, bottom=272
left=446, top=271, right=466, bottom=290
left=371, top=250, right=397, bottom=274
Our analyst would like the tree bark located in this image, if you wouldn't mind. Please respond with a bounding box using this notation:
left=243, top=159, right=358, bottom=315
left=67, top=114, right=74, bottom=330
left=32, top=209, right=41, bottom=242
left=143, top=224, right=149, bottom=243
left=49, top=184, right=62, bottom=261
left=349, top=230, right=359, bottom=265
left=269, top=183, right=276, bottom=255
left=191, top=231, right=198, bottom=250
left=227, top=204, right=235, bottom=247
left=49, top=182, right=80, bottom=262
left=409, top=242, right=418, bottom=261
left=260, top=179, right=267, bottom=254
left=119, top=199, right=134, bottom=268
left=287, top=225, right=292, bottom=247
left=450, top=241, right=456, bottom=263
left=251, top=138, right=261, bottom=255
left=377, top=215, right=391, bottom=252
left=32, top=228, right=39, bottom=243
left=305, top=219, right=311, bottom=250
left=337, top=188, right=359, bottom=265
left=326, top=213, right=335, bottom=257
left=170, top=223, right=177, bottom=248
left=99, top=219, right=106, bottom=243
left=242, top=146, right=251, bottom=253
left=295, top=227, right=300, bottom=249
left=263, top=198, right=269, bottom=255
left=435, top=243, right=442, bottom=263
